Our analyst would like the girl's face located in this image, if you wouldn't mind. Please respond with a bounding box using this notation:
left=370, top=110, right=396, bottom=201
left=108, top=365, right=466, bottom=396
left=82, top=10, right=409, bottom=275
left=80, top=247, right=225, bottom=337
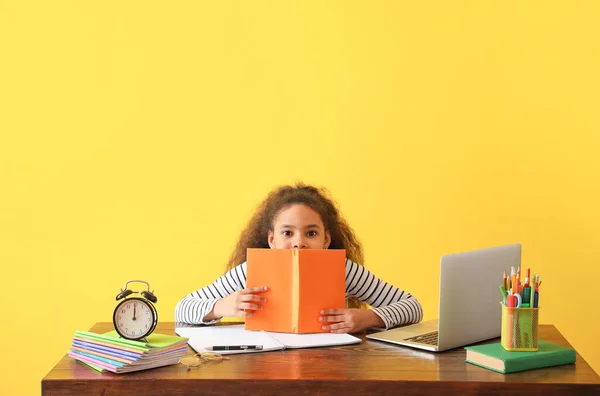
left=268, top=204, right=330, bottom=250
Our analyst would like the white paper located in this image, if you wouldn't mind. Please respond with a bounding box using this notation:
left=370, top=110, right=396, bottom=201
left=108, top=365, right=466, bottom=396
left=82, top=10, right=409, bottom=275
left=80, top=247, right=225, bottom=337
left=175, top=324, right=361, bottom=355
left=267, top=331, right=361, bottom=349
left=175, top=325, right=284, bottom=355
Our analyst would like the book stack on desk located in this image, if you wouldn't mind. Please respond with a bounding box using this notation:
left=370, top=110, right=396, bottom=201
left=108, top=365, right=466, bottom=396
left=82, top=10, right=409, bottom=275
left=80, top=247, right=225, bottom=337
left=68, top=330, right=189, bottom=373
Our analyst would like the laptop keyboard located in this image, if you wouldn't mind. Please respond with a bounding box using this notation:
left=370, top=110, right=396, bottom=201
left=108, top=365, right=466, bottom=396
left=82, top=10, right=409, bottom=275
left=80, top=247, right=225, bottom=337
left=404, top=331, right=439, bottom=346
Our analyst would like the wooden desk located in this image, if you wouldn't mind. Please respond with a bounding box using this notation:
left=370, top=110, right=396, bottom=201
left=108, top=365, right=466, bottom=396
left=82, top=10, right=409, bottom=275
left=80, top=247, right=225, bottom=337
left=42, top=322, right=600, bottom=395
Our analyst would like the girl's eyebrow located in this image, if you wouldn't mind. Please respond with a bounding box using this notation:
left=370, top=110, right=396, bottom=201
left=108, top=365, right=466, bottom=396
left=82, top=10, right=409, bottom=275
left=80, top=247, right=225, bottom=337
left=280, top=224, right=321, bottom=229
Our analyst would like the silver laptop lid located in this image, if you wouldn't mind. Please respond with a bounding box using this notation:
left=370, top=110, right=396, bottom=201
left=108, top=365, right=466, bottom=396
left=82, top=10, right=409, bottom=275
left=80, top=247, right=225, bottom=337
left=437, top=243, right=521, bottom=350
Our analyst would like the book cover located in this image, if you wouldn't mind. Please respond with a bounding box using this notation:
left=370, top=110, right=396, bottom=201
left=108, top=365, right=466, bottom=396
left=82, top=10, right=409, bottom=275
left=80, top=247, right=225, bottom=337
left=74, top=330, right=188, bottom=350
left=465, top=340, right=576, bottom=374
left=245, top=248, right=346, bottom=333
left=102, top=330, right=188, bottom=349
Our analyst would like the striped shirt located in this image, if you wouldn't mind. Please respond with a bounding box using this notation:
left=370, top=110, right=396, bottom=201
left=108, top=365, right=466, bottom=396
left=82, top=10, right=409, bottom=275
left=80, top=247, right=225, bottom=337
left=174, top=259, right=423, bottom=329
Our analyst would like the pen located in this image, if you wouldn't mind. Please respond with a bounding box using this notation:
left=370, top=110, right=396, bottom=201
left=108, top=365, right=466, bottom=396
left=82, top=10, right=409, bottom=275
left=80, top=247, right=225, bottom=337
left=206, top=345, right=264, bottom=351
left=510, top=267, right=516, bottom=294
left=523, top=286, right=531, bottom=307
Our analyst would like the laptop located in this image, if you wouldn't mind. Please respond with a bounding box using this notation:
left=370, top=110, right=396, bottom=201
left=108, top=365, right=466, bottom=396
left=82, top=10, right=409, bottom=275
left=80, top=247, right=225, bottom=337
left=366, top=243, right=521, bottom=352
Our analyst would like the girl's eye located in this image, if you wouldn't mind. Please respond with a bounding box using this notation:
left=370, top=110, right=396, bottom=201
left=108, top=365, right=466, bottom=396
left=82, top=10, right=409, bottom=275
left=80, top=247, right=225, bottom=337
left=282, top=230, right=292, bottom=236
left=307, top=231, right=317, bottom=237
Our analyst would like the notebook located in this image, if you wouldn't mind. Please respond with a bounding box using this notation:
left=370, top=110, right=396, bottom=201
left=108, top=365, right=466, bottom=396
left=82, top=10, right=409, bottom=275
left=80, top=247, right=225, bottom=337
left=465, top=341, right=576, bottom=373
left=68, top=330, right=189, bottom=373
left=245, top=248, right=346, bottom=333
left=175, top=324, right=361, bottom=355
left=366, top=243, right=522, bottom=352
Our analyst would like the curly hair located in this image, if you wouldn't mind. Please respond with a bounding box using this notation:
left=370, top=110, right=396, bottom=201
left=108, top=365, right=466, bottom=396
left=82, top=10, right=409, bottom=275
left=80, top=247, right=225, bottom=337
left=225, top=183, right=366, bottom=308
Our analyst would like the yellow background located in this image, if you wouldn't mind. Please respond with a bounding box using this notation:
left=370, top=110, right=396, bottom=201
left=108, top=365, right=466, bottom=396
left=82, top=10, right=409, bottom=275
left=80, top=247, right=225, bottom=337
left=1, top=1, right=599, bottom=394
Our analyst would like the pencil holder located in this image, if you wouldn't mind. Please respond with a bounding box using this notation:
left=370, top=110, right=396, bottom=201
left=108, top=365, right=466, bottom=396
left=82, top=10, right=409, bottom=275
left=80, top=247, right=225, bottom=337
left=500, top=303, right=539, bottom=351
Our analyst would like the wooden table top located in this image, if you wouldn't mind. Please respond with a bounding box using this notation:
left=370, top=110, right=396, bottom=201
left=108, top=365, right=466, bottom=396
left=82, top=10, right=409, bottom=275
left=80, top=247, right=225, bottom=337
left=42, top=322, right=600, bottom=396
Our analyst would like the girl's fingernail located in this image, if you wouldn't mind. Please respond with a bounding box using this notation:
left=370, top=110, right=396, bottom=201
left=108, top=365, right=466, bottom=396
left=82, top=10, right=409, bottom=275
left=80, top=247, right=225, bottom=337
left=319, top=317, right=323, bottom=321
left=322, top=326, right=327, bottom=330
left=320, top=310, right=325, bottom=314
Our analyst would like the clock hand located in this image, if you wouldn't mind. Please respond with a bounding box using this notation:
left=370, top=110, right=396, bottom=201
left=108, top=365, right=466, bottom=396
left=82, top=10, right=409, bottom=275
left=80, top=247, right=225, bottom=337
left=133, top=303, right=137, bottom=321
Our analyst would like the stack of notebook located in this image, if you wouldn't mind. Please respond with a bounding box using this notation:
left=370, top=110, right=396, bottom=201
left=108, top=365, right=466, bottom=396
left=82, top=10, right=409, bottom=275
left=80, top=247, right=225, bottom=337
left=68, top=330, right=189, bottom=373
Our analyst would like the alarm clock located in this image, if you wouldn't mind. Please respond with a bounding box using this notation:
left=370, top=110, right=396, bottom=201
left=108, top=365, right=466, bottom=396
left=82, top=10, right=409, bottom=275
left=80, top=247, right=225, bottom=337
left=113, top=280, right=158, bottom=341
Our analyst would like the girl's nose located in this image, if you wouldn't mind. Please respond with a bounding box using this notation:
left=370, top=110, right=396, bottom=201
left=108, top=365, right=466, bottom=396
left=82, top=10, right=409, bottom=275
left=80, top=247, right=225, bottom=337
left=293, top=237, right=307, bottom=249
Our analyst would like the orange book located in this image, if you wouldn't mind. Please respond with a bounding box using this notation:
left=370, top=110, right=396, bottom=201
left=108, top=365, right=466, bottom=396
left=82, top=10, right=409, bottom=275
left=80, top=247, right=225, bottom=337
left=245, top=248, right=346, bottom=333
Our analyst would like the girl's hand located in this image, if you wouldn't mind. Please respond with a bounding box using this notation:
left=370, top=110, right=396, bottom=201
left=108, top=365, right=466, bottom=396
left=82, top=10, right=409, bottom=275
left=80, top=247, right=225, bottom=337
left=213, top=286, right=268, bottom=318
left=319, top=308, right=384, bottom=334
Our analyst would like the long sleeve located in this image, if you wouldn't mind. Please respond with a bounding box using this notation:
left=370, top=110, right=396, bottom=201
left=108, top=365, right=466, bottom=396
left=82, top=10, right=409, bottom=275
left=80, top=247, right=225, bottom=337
left=175, top=258, right=423, bottom=329
left=344, top=259, right=423, bottom=329
left=174, top=263, right=247, bottom=324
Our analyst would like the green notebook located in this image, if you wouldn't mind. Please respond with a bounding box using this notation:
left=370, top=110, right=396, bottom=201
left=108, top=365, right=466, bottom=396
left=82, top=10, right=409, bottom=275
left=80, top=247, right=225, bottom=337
left=74, top=330, right=188, bottom=349
left=102, top=330, right=188, bottom=349
left=465, top=341, right=576, bottom=374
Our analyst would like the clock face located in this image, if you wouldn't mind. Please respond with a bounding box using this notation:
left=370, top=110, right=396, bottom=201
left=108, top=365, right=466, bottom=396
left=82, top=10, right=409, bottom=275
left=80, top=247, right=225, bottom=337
left=113, top=297, right=157, bottom=340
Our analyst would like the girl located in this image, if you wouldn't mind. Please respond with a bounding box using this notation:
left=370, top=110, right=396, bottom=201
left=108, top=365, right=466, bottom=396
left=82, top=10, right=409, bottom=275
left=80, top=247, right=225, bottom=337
left=174, top=183, right=423, bottom=333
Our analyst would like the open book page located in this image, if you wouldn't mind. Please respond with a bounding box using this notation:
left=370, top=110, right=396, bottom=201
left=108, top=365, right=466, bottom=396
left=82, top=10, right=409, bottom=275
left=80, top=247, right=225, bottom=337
left=266, top=331, right=361, bottom=349
left=175, top=325, right=285, bottom=355
left=175, top=324, right=362, bottom=354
